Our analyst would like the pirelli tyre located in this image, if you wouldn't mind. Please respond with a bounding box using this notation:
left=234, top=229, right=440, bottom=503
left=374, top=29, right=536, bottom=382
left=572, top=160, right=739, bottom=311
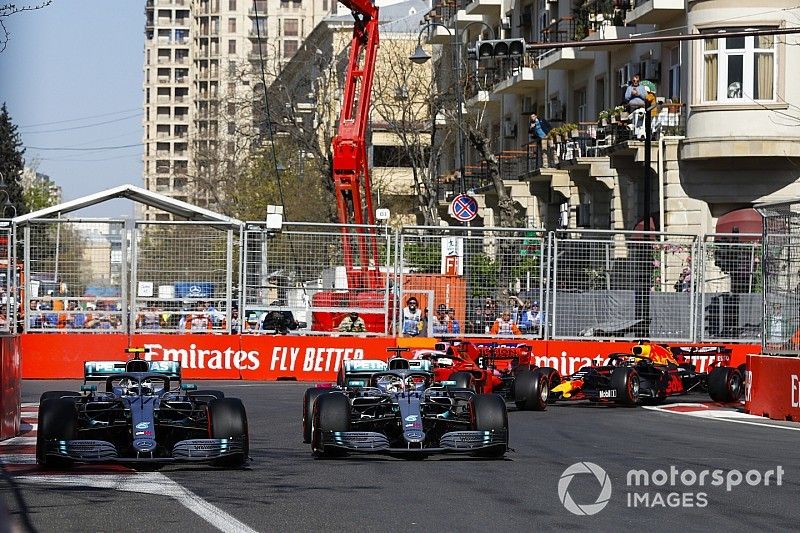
left=611, top=367, right=640, bottom=406
left=39, top=391, right=81, bottom=403
left=311, top=392, right=351, bottom=458
left=449, top=371, right=474, bottom=390
left=303, top=387, right=330, bottom=443
left=208, top=398, right=249, bottom=467
left=37, top=398, right=77, bottom=468
left=708, top=367, right=743, bottom=403
left=513, top=369, right=550, bottom=411
left=470, top=394, right=508, bottom=458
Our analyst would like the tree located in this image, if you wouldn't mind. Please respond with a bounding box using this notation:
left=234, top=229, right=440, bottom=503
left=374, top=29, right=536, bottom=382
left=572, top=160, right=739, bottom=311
left=371, top=37, right=440, bottom=226
left=0, top=103, right=28, bottom=215
left=0, top=1, right=52, bottom=53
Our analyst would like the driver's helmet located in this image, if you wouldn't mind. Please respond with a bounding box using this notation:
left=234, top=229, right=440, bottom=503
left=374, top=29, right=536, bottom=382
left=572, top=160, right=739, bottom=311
left=377, top=375, right=404, bottom=393
left=405, top=375, right=426, bottom=391
left=125, top=380, right=154, bottom=395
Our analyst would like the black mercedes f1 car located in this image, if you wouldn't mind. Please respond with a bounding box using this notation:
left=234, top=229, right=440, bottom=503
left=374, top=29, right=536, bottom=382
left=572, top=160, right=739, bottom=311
left=37, top=349, right=249, bottom=468
left=303, top=358, right=508, bottom=459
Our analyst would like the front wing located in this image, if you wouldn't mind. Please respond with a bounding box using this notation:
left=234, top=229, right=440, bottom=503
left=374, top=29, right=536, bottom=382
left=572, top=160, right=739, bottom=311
left=319, top=429, right=507, bottom=455
left=39, top=437, right=247, bottom=463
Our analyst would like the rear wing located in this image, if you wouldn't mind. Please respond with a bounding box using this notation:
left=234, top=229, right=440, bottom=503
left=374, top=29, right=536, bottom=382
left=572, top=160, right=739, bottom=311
left=84, top=360, right=182, bottom=381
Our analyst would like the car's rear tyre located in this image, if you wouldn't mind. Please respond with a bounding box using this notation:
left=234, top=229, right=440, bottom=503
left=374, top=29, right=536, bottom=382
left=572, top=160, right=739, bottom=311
left=303, top=387, right=330, bottom=443
left=189, top=390, right=225, bottom=402
left=39, top=391, right=81, bottom=403
left=708, top=367, right=743, bottom=403
left=37, top=398, right=77, bottom=468
left=208, top=398, right=249, bottom=467
left=470, top=394, right=508, bottom=458
left=611, top=367, right=640, bottom=406
left=513, top=369, right=550, bottom=411
left=311, top=392, right=350, bottom=458
left=450, top=371, right=474, bottom=390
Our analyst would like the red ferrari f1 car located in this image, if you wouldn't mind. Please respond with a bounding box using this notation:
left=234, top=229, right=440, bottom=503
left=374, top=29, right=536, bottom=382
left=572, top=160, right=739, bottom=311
left=413, top=341, right=558, bottom=411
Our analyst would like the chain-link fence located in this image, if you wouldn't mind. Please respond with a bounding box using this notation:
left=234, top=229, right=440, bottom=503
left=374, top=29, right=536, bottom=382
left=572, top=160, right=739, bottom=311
left=241, top=222, right=394, bottom=335
left=697, top=233, right=762, bottom=343
left=6, top=216, right=768, bottom=342
left=24, top=220, right=127, bottom=333
left=757, top=201, right=800, bottom=354
left=551, top=230, right=698, bottom=341
left=131, top=221, right=237, bottom=334
left=398, top=226, right=547, bottom=338
left=0, top=223, right=14, bottom=333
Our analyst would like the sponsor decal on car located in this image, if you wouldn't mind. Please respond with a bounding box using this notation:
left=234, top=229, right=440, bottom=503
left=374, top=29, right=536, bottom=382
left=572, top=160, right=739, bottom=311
left=598, top=390, right=617, bottom=399
left=404, top=415, right=418, bottom=422
left=135, top=422, right=150, bottom=430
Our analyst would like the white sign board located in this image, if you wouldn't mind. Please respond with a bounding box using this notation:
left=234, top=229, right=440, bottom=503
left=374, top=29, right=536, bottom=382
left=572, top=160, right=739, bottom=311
left=441, top=237, right=464, bottom=276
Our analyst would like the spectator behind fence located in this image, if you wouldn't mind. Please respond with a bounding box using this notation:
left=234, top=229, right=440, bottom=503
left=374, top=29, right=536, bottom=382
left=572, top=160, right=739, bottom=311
left=402, top=297, right=422, bottom=336
left=137, top=301, right=164, bottom=330
left=491, top=310, right=522, bottom=336
left=625, top=74, right=649, bottom=111
left=674, top=267, right=691, bottom=292
left=518, top=300, right=544, bottom=333
left=338, top=311, right=366, bottom=333
left=767, top=302, right=786, bottom=346
left=180, top=300, right=210, bottom=333
left=431, top=304, right=450, bottom=335
left=446, top=308, right=461, bottom=334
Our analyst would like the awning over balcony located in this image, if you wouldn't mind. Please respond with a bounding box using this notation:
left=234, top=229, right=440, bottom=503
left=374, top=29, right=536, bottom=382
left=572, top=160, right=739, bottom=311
left=715, top=207, right=762, bottom=239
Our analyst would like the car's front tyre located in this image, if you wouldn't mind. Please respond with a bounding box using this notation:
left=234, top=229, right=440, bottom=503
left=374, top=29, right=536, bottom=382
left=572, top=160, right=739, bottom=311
left=208, top=398, right=249, bottom=467
left=311, top=392, right=350, bottom=458
left=37, top=398, right=77, bottom=468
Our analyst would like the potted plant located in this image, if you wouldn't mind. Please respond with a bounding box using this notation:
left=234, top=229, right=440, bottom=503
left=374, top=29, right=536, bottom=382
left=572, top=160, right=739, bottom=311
left=613, top=105, right=627, bottom=121
left=566, top=123, right=579, bottom=138
left=598, top=109, right=609, bottom=126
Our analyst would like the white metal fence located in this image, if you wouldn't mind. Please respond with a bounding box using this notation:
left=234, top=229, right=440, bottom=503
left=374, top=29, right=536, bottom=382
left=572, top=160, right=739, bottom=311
left=1, top=217, right=764, bottom=343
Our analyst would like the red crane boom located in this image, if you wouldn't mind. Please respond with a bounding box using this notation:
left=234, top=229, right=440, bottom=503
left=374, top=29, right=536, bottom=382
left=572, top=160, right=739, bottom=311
left=332, top=0, right=381, bottom=289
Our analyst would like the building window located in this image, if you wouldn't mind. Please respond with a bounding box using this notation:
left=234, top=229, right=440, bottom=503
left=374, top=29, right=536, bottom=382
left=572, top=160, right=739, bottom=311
left=228, top=17, right=236, bottom=33
left=574, top=87, right=587, bottom=122
left=594, top=76, right=605, bottom=115
left=228, top=122, right=235, bottom=134
left=703, top=30, right=775, bottom=102
left=284, top=18, right=299, bottom=37
left=668, top=46, right=681, bottom=100
left=229, top=0, right=236, bottom=10
left=283, top=39, right=298, bottom=58
left=228, top=39, right=236, bottom=54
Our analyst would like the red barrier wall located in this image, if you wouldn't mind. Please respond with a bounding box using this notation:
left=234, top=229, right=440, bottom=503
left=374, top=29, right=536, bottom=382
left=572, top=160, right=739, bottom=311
left=745, top=354, right=800, bottom=421
left=20, top=334, right=755, bottom=382
left=0, top=336, right=21, bottom=440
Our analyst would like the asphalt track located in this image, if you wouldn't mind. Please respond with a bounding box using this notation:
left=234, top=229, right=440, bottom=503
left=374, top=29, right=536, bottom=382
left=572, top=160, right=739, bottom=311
left=2, top=380, right=799, bottom=532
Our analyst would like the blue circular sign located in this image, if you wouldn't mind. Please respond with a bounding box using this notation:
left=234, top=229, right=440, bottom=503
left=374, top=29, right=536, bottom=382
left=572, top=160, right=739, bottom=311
left=450, top=194, right=478, bottom=222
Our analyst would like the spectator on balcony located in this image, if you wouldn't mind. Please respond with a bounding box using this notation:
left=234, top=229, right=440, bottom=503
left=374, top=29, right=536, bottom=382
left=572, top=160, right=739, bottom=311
left=529, top=113, right=549, bottom=168
left=625, top=74, right=649, bottom=111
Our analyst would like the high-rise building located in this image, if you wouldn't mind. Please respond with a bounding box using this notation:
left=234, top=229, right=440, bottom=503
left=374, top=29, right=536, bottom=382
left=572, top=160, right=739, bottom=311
left=142, top=0, right=335, bottom=220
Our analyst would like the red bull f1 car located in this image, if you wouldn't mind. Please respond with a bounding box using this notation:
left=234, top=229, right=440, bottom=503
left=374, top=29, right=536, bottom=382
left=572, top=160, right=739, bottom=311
left=547, top=343, right=744, bottom=406
left=37, top=349, right=249, bottom=468
left=302, top=357, right=508, bottom=458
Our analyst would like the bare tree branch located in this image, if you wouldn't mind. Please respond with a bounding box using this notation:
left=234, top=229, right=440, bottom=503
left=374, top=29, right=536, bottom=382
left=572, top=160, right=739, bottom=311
left=0, top=1, right=52, bottom=53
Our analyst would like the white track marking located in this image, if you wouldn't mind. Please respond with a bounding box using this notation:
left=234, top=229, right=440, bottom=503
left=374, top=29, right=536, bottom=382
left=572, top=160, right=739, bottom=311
left=643, top=404, right=800, bottom=432
left=13, top=473, right=258, bottom=533
left=0, top=437, right=36, bottom=445
left=0, top=454, right=36, bottom=464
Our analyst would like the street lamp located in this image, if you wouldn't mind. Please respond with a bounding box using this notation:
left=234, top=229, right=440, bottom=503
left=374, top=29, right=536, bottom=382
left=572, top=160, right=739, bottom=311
left=410, top=21, right=495, bottom=195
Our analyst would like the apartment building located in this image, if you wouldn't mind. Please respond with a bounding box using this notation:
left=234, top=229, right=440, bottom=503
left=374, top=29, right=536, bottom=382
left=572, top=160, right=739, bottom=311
left=141, top=0, right=335, bottom=220
left=423, top=0, right=800, bottom=234
left=20, top=168, right=63, bottom=208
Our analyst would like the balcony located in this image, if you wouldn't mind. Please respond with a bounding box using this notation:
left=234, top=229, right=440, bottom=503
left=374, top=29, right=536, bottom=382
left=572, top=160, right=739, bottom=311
left=581, top=25, right=637, bottom=51
left=625, top=0, right=684, bottom=25
left=537, top=17, right=593, bottom=70
left=464, top=0, right=501, bottom=17
left=491, top=56, right=545, bottom=94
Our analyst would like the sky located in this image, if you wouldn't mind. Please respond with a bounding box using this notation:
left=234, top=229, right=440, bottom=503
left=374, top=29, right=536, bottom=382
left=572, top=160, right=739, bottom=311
left=0, top=0, right=144, bottom=217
